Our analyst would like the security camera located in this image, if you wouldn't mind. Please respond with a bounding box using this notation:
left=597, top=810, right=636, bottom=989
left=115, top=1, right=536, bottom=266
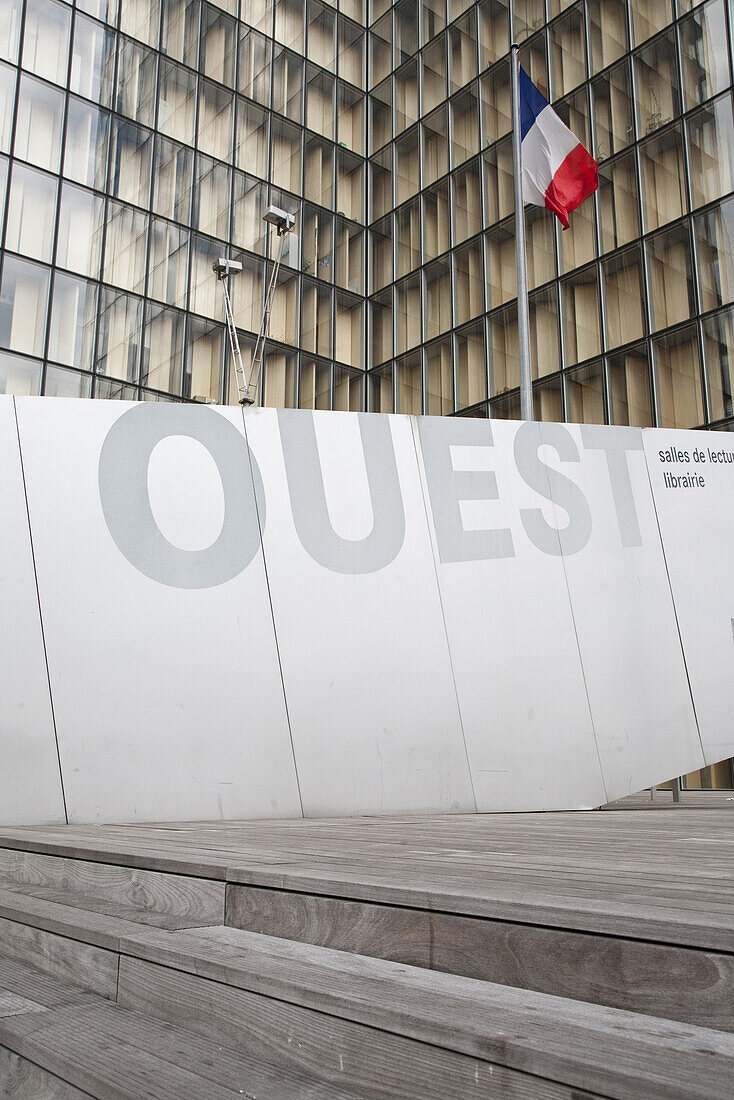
left=212, top=258, right=243, bottom=278
left=263, top=205, right=296, bottom=234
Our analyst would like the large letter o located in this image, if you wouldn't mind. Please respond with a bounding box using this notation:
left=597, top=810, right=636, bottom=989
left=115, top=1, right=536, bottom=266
left=98, top=404, right=263, bottom=589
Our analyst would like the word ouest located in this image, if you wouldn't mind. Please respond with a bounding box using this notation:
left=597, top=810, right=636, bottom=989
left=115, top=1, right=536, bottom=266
left=98, top=405, right=648, bottom=589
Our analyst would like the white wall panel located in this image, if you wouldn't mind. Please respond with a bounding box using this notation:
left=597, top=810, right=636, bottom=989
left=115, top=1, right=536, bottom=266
left=539, top=423, right=704, bottom=798
left=15, top=398, right=301, bottom=824
left=415, top=416, right=607, bottom=811
left=643, top=430, right=734, bottom=767
left=0, top=398, right=65, bottom=825
left=4, top=398, right=732, bottom=826
left=245, top=407, right=475, bottom=816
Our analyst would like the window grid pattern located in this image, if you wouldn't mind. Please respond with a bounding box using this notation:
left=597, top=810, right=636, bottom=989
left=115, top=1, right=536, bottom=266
left=0, top=0, right=730, bottom=431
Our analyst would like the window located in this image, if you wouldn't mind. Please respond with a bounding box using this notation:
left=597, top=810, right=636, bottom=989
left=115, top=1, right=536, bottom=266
left=565, top=361, right=605, bottom=423
left=0, top=256, right=50, bottom=357
left=148, top=219, right=189, bottom=307
left=22, top=0, right=70, bottom=86
left=588, top=0, right=627, bottom=74
left=117, top=37, right=157, bottom=127
left=56, top=183, right=104, bottom=278
left=654, top=325, right=704, bottom=428
left=453, top=240, right=484, bottom=326
left=422, top=180, right=450, bottom=261
left=530, top=285, right=559, bottom=378
left=646, top=225, right=695, bottom=332
left=95, top=289, right=143, bottom=382
left=14, top=75, right=64, bottom=173
left=109, top=119, right=152, bottom=206
left=426, top=338, right=453, bottom=413
left=598, top=153, right=639, bottom=253
left=104, top=202, right=148, bottom=294
left=456, top=321, right=486, bottom=408
left=480, top=61, right=511, bottom=146
left=370, top=290, right=392, bottom=366
left=6, top=165, right=57, bottom=263
left=185, top=317, right=223, bottom=402
left=422, top=107, right=448, bottom=187
left=679, top=0, right=730, bottom=110
left=450, top=87, right=479, bottom=168
left=395, top=200, right=420, bottom=277
left=240, top=29, right=272, bottom=106
left=142, top=303, right=185, bottom=394
left=158, top=61, right=196, bottom=145
left=396, top=351, right=422, bottom=412
left=695, top=199, right=734, bottom=313
left=592, top=61, right=633, bottom=161
left=71, top=15, right=115, bottom=105
left=687, top=97, right=734, bottom=210
left=304, top=135, right=334, bottom=208
left=703, top=308, right=734, bottom=422
left=423, top=259, right=451, bottom=340
left=300, top=358, right=331, bottom=408
left=395, top=274, right=421, bottom=352
left=478, top=0, right=508, bottom=69
left=550, top=6, right=586, bottom=98
left=603, top=247, right=645, bottom=349
left=562, top=267, right=601, bottom=366
left=264, top=347, right=297, bottom=407
left=635, top=32, right=680, bottom=137
left=639, top=126, right=686, bottom=231
left=608, top=345, right=652, bottom=426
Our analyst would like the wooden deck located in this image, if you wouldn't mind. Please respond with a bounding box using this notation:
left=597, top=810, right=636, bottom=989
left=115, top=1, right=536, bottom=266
left=0, top=805, right=732, bottom=1097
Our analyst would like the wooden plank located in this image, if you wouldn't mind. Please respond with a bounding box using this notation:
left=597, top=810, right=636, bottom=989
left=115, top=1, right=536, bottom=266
left=113, top=925, right=734, bottom=1100
left=226, top=883, right=433, bottom=966
left=0, top=887, right=149, bottom=950
left=0, top=917, right=118, bottom=999
left=65, top=1000, right=371, bottom=1100
left=0, top=851, right=225, bottom=924
left=1, top=883, right=219, bottom=930
left=225, top=884, right=734, bottom=1032
left=0, top=991, right=46, bottom=1018
left=221, top=868, right=734, bottom=951
left=0, top=958, right=99, bottom=1012
left=0, top=1045, right=91, bottom=1099
left=0, top=1005, right=243, bottom=1100
left=0, top=957, right=368, bottom=1099
left=117, top=956, right=587, bottom=1100
left=0, top=808, right=732, bottom=950
left=428, top=910, right=734, bottom=1033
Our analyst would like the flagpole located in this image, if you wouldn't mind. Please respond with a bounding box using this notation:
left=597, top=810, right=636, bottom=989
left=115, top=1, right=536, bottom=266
left=510, top=41, right=533, bottom=422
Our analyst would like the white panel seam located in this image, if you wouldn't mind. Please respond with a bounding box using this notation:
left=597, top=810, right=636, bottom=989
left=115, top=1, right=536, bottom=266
left=538, top=422, right=609, bottom=806
left=408, top=414, right=478, bottom=813
left=239, top=405, right=305, bottom=818
left=12, top=397, right=69, bottom=825
left=641, top=429, right=707, bottom=768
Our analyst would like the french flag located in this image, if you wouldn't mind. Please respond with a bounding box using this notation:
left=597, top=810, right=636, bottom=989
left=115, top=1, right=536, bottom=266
left=520, top=68, right=598, bottom=229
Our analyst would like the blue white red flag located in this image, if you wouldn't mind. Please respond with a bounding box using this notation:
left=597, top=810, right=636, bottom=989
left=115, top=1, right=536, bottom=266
left=519, top=68, right=598, bottom=229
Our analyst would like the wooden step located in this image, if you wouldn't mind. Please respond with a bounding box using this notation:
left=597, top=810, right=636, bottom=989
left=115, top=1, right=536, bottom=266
left=0, top=889, right=732, bottom=1099
left=0, top=957, right=366, bottom=1099
left=0, top=848, right=224, bottom=929
left=2, top=809, right=732, bottom=1033
left=223, top=879, right=734, bottom=1033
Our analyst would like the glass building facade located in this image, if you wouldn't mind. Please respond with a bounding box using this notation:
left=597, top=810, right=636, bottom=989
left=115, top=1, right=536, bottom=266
left=0, top=0, right=732, bottom=783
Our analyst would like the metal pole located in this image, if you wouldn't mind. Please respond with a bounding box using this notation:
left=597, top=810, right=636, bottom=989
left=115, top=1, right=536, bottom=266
left=246, top=229, right=287, bottom=405
left=510, top=42, right=533, bottom=422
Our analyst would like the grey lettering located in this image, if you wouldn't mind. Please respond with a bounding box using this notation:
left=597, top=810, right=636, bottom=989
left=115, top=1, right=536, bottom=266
left=98, top=404, right=263, bottom=588
left=417, top=416, right=514, bottom=563
left=515, top=422, right=591, bottom=555
left=581, top=425, right=643, bottom=547
left=277, top=409, right=405, bottom=574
